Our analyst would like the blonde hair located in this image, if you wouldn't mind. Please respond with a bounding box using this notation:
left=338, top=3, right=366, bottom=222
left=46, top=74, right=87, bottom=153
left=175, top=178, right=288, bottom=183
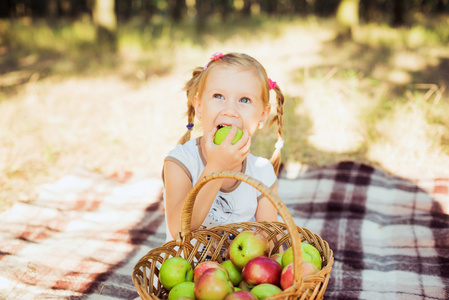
left=178, top=52, right=285, bottom=175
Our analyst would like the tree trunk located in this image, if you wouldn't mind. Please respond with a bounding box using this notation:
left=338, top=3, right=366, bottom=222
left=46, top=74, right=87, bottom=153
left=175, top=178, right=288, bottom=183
left=142, top=0, right=157, bottom=21
left=261, top=0, right=277, bottom=14
left=46, top=0, right=58, bottom=23
left=241, top=0, right=252, bottom=16
left=92, top=0, right=117, bottom=52
left=315, top=0, right=340, bottom=16
left=220, top=0, right=232, bottom=21
left=195, top=0, right=208, bottom=33
left=0, top=0, right=12, bottom=18
left=336, top=0, right=360, bottom=41
left=293, top=0, right=308, bottom=15
left=392, top=0, right=404, bottom=27
left=360, top=0, right=376, bottom=22
left=169, top=0, right=186, bottom=22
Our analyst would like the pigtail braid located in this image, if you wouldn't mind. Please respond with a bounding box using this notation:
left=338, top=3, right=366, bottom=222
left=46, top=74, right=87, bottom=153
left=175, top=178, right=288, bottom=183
left=177, top=67, right=203, bottom=145
left=269, top=85, right=285, bottom=176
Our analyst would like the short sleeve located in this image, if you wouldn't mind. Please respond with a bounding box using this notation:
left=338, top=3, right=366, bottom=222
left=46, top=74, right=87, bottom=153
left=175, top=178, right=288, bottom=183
left=246, top=155, right=277, bottom=199
left=163, top=139, right=201, bottom=185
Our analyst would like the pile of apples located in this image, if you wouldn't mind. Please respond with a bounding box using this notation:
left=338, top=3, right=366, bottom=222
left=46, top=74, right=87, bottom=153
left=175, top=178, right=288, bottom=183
left=158, top=231, right=322, bottom=300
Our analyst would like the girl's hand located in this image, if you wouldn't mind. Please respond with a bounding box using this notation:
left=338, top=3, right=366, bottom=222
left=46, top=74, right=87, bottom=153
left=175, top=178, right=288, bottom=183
left=204, top=126, right=250, bottom=172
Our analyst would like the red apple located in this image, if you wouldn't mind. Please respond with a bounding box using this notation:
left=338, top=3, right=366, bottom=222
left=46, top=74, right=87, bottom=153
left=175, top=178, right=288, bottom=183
left=280, top=262, right=294, bottom=290
left=302, top=260, right=320, bottom=277
left=194, top=260, right=229, bottom=282
left=224, top=290, right=258, bottom=300
left=194, top=268, right=234, bottom=300
left=242, top=256, right=282, bottom=287
left=280, top=261, right=320, bottom=290
left=229, top=231, right=269, bottom=270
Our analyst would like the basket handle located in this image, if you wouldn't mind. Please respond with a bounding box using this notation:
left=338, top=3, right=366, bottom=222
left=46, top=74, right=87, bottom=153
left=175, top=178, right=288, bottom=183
left=180, top=171, right=304, bottom=286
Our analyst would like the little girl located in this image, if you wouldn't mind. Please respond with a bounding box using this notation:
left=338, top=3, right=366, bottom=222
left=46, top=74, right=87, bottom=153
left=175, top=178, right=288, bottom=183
left=163, top=52, right=285, bottom=242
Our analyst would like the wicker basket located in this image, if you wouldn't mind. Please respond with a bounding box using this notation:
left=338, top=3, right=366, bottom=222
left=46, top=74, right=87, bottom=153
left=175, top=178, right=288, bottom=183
left=132, top=171, right=333, bottom=299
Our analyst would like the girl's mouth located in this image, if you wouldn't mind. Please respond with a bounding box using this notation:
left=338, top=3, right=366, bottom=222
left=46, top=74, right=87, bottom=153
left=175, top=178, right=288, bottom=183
left=217, top=123, right=239, bottom=130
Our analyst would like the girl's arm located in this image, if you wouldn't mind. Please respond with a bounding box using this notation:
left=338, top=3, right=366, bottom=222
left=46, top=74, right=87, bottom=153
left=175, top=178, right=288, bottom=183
left=255, top=184, right=281, bottom=252
left=164, top=159, right=226, bottom=240
left=255, top=184, right=279, bottom=223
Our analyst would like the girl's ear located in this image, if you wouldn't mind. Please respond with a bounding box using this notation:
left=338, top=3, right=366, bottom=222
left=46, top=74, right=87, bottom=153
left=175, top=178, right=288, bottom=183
left=193, top=95, right=202, bottom=121
left=258, top=106, right=271, bottom=129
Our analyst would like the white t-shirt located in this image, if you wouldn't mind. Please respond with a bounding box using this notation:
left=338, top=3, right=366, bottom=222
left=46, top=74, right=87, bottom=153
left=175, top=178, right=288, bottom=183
left=163, top=138, right=277, bottom=242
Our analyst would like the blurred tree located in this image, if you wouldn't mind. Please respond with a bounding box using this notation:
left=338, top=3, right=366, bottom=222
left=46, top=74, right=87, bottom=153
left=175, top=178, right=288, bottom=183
left=293, top=0, right=309, bottom=15
left=219, top=0, right=233, bottom=21
left=195, top=0, right=210, bottom=32
left=336, top=0, right=360, bottom=40
left=93, top=0, right=117, bottom=52
left=116, top=0, right=132, bottom=21
left=142, top=0, right=158, bottom=21
left=315, top=0, right=340, bottom=16
left=260, top=0, right=278, bottom=14
left=360, top=0, right=377, bottom=22
left=168, top=0, right=186, bottom=22
left=392, top=0, right=405, bottom=27
left=241, top=0, right=253, bottom=16
left=435, top=0, right=449, bottom=13
left=46, top=0, right=58, bottom=21
left=0, top=0, right=13, bottom=18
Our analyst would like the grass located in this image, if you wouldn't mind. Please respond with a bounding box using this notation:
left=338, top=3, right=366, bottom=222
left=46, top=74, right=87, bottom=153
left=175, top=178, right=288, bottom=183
left=1, top=14, right=449, bottom=211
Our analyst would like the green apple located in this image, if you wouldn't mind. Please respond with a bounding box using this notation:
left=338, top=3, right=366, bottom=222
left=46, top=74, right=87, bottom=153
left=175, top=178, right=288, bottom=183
left=269, top=253, right=283, bottom=266
left=238, top=280, right=252, bottom=291
left=281, top=246, right=293, bottom=268
left=250, top=283, right=282, bottom=299
left=282, top=243, right=322, bottom=270
left=214, top=126, right=243, bottom=145
left=168, top=281, right=196, bottom=300
left=301, top=243, right=322, bottom=270
left=229, top=231, right=269, bottom=270
left=159, top=257, right=193, bottom=291
left=222, top=260, right=243, bottom=286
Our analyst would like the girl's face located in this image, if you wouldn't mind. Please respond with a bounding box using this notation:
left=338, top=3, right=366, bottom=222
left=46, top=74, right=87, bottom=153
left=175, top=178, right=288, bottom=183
left=194, top=64, right=271, bottom=136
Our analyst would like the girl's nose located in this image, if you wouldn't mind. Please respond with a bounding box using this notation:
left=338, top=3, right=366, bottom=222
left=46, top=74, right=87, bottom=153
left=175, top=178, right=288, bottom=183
left=222, top=100, right=239, bottom=117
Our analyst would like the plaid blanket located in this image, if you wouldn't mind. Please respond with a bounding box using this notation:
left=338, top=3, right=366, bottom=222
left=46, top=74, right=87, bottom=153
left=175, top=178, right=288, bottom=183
left=0, top=161, right=448, bottom=299
left=279, top=161, right=449, bottom=300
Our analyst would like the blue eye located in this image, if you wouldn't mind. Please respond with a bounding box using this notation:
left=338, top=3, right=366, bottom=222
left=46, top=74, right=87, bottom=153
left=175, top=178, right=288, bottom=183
left=213, top=94, right=224, bottom=99
left=240, top=97, right=251, bottom=104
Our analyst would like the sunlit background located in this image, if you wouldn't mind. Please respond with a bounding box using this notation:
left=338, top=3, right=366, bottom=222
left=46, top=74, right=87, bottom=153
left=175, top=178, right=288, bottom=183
left=1, top=0, right=449, bottom=209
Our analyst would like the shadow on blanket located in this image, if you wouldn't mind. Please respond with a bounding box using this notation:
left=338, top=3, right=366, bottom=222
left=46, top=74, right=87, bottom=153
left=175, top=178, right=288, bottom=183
left=0, top=161, right=448, bottom=299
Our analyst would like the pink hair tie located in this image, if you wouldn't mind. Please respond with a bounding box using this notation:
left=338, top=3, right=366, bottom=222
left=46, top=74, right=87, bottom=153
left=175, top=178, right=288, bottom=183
left=268, top=78, right=277, bottom=90
left=204, top=52, right=224, bottom=70
left=210, top=52, right=223, bottom=60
